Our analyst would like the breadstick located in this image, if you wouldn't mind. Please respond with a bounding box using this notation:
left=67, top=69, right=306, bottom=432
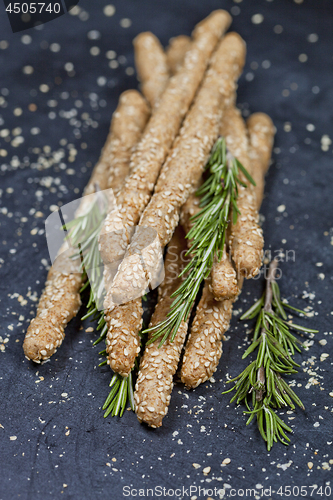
left=106, top=90, right=150, bottom=194
left=134, top=226, right=188, bottom=428
left=180, top=111, right=275, bottom=388
left=166, top=35, right=191, bottom=75
left=181, top=279, right=233, bottom=388
left=100, top=10, right=231, bottom=271
left=179, top=191, right=200, bottom=235
left=104, top=34, right=173, bottom=376
left=134, top=32, right=169, bottom=108
left=223, top=107, right=264, bottom=279
left=23, top=90, right=149, bottom=363
left=209, top=105, right=265, bottom=300
left=110, top=33, right=246, bottom=304
left=211, top=250, right=239, bottom=300
left=247, top=113, right=275, bottom=209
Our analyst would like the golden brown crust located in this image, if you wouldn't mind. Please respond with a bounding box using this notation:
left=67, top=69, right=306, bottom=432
left=134, top=32, right=169, bottom=108
left=100, top=10, right=231, bottom=268
left=180, top=191, right=200, bottom=234
left=134, top=227, right=188, bottom=427
left=166, top=35, right=191, bottom=75
left=211, top=249, right=239, bottom=300
left=23, top=91, right=149, bottom=363
left=98, top=91, right=150, bottom=266
left=105, top=298, right=143, bottom=377
left=180, top=277, right=233, bottom=388
left=221, top=107, right=264, bottom=279
left=23, top=273, right=82, bottom=362
left=110, top=33, right=246, bottom=301
left=247, top=113, right=275, bottom=209
left=106, top=90, right=150, bottom=193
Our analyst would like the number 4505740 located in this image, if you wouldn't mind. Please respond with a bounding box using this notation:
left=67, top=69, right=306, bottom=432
left=277, top=485, right=332, bottom=497
left=6, top=3, right=61, bottom=14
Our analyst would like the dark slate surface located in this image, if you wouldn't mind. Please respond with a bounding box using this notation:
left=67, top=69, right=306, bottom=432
left=0, top=1, right=332, bottom=499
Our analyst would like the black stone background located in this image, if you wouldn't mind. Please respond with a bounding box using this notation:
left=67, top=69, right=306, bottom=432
left=0, top=1, right=332, bottom=499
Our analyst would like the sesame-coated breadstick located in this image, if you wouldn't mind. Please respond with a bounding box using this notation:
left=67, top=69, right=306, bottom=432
left=109, top=33, right=246, bottom=304
left=211, top=249, right=240, bottom=300
left=23, top=90, right=150, bottom=363
left=134, top=32, right=169, bottom=109
left=106, top=91, right=150, bottom=194
left=166, top=35, right=191, bottom=75
left=209, top=105, right=266, bottom=302
left=99, top=10, right=231, bottom=270
left=181, top=279, right=233, bottom=389
left=223, top=107, right=264, bottom=279
left=180, top=111, right=275, bottom=389
left=104, top=34, right=175, bottom=376
left=134, top=226, right=189, bottom=428
left=247, top=113, right=275, bottom=210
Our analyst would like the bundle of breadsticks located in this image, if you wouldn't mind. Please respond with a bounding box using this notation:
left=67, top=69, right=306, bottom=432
left=23, top=10, right=275, bottom=428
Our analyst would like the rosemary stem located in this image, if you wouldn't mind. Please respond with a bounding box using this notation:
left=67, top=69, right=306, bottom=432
left=256, top=365, right=265, bottom=401
left=264, top=257, right=278, bottom=312
left=256, top=258, right=279, bottom=401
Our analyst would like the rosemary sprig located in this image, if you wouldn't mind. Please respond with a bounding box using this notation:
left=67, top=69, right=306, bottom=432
left=102, top=369, right=135, bottom=418
left=143, top=137, right=255, bottom=346
left=223, top=258, right=318, bottom=451
left=81, top=298, right=138, bottom=418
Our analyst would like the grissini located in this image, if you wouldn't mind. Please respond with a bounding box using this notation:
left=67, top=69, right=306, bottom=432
left=133, top=32, right=169, bottom=109
left=104, top=33, right=175, bottom=376
left=224, top=106, right=264, bottom=279
left=166, top=35, right=191, bottom=75
left=180, top=112, right=275, bottom=389
left=209, top=105, right=266, bottom=302
left=110, top=33, right=246, bottom=304
left=134, top=226, right=189, bottom=428
left=23, top=90, right=149, bottom=363
left=211, top=250, right=239, bottom=300
left=99, top=10, right=231, bottom=272
left=181, top=279, right=234, bottom=389
left=247, top=112, right=275, bottom=209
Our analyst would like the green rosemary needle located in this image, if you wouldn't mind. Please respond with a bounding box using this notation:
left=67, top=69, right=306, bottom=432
left=143, top=136, right=255, bottom=346
left=223, top=257, right=318, bottom=451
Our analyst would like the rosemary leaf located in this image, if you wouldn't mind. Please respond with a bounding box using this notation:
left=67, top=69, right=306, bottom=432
left=224, top=258, right=317, bottom=451
left=143, top=137, right=254, bottom=345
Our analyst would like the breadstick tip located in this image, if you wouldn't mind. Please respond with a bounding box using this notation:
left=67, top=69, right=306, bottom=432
left=247, top=112, right=275, bottom=135
left=193, top=10, right=232, bottom=38
left=222, top=31, right=247, bottom=56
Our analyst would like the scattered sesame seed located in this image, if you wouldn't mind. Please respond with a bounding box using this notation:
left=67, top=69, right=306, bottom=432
left=251, top=13, right=264, bottom=24
left=120, top=18, right=132, bottom=28
left=103, top=5, right=115, bottom=17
